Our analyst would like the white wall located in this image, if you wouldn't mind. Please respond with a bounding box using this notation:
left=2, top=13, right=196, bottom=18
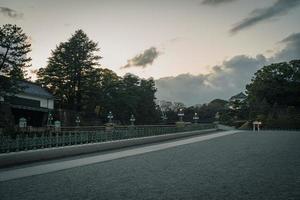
left=15, top=94, right=54, bottom=109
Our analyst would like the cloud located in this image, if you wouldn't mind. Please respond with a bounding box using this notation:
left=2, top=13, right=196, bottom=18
left=201, top=0, right=238, bottom=6
left=155, top=32, right=300, bottom=106
left=230, top=0, right=300, bottom=34
left=280, top=32, right=300, bottom=43
left=155, top=54, right=266, bottom=105
left=0, top=7, right=23, bottom=19
left=121, top=47, right=160, bottom=69
left=280, top=33, right=300, bottom=43
left=270, top=32, right=300, bottom=62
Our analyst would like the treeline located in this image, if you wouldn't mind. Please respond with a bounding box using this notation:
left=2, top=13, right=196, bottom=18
left=35, top=30, right=160, bottom=125
left=216, top=60, right=300, bottom=129
left=159, top=60, right=300, bottom=129
left=158, top=99, right=228, bottom=124
left=1, top=24, right=300, bottom=128
left=0, top=25, right=161, bottom=125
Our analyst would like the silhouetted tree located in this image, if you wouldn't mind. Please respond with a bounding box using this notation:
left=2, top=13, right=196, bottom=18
left=0, top=24, right=31, bottom=96
left=37, top=30, right=101, bottom=111
left=246, top=60, right=300, bottom=107
left=246, top=60, right=300, bottom=128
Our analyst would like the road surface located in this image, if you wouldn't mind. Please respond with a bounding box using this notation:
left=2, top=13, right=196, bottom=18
left=0, top=130, right=300, bottom=200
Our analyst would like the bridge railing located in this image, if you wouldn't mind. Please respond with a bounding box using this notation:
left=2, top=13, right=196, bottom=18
left=0, top=123, right=216, bottom=153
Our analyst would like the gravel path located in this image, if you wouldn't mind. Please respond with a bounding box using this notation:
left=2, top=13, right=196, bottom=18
left=0, top=131, right=300, bottom=200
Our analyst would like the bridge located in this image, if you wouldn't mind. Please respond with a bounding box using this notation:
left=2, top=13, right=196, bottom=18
left=0, top=129, right=300, bottom=199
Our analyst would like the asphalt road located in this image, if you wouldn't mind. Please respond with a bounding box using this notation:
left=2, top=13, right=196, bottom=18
left=0, top=131, right=300, bottom=200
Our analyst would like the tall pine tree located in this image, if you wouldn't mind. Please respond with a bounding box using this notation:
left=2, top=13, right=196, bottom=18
left=0, top=24, right=31, bottom=96
left=37, top=30, right=101, bottom=111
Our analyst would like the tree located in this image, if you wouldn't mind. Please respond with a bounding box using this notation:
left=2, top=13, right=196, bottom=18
left=173, top=102, right=185, bottom=112
left=246, top=60, right=300, bottom=128
left=246, top=60, right=300, bottom=107
left=37, top=30, right=101, bottom=111
left=110, top=74, right=160, bottom=124
left=82, top=68, right=121, bottom=115
left=159, top=100, right=174, bottom=112
left=208, top=99, right=228, bottom=110
left=197, top=99, right=228, bottom=123
left=0, top=24, right=31, bottom=96
left=136, top=78, right=160, bottom=124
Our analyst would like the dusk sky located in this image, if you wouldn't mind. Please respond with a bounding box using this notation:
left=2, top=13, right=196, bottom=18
left=1, top=0, right=300, bottom=105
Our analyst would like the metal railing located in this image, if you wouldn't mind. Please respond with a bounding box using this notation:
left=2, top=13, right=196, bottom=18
left=0, top=124, right=216, bottom=153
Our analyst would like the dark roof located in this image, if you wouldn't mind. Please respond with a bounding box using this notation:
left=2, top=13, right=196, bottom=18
left=230, top=92, right=247, bottom=100
left=19, top=81, right=54, bottom=99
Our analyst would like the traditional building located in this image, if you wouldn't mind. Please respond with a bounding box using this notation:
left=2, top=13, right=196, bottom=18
left=229, top=92, right=247, bottom=102
left=228, top=92, right=247, bottom=110
left=0, top=80, right=54, bottom=127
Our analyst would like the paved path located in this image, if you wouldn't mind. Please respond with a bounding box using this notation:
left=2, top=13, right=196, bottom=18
left=0, top=130, right=239, bottom=182
left=0, top=130, right=300, bottom=200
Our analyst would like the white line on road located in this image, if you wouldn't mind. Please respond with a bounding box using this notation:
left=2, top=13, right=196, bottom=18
left=0, top=130, right=240, bottom=182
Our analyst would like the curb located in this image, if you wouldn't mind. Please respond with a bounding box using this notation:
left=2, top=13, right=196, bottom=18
left=0, top=128, right=217, bottom=168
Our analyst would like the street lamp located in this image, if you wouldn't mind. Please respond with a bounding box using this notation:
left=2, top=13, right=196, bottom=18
left=107, top=111, right=114, bottom=123
left=130, top=114, right=135, bottom=126
left=75, top=116, right=80, bottom=127
left=161, top=112, right=168, bottom=122
left=214, top=112, right=220, bottom=128
left=178, top=108, right=184, bottom=122
left=47, top=112, right=53, bottom=127
left=193, top=112, right=199, bottom=124
left=215, top=112, right=220, bottom=122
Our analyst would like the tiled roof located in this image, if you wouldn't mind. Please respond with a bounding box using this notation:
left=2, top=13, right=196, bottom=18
left=230, top=92, right=246, bottom=100
left=19, top=81, right=54, bottom=99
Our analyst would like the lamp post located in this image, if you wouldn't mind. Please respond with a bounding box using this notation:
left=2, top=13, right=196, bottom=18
left=214, top=112, right=220, bottom=128
left=75, top=116, right=80, bottom=127
left=107, top=111, right=114, bottom=123
left=178, top=108, right=184, bottom=122
left=130, top=114, right=135, bottom=126
left=161, top=112, right=168, bottom=122
left=193, top=112, right=199, bottom=124
left=215, top=112, right=220, bottom=122
left=47, top=112, right=53, bottom=127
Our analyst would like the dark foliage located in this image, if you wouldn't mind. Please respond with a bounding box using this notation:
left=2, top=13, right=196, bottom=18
left=0, top=24, right=31, bottom=96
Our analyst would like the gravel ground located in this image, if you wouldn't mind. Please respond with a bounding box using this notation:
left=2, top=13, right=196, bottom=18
left=0, top=131, right=300, bottom=200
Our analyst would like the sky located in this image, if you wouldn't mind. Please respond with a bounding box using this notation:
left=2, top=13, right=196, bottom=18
left=1, top=0, right=300, bottom=105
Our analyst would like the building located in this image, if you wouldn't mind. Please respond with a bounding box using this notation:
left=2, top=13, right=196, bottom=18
left=229, top=92, right=247, bottom=102
left=228, top=92, right=247, bottom=110
left=0, top=80, right=54, bottom=127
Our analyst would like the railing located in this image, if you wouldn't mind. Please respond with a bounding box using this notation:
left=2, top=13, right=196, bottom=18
left=0, top=124, right=216, bottom=153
